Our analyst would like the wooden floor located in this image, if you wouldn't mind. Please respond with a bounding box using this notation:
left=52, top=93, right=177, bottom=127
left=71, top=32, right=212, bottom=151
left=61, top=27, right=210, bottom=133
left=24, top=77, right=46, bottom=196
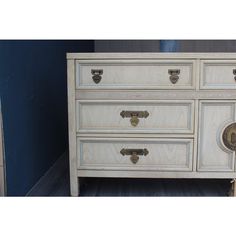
left=28, top=154, right=231, bottom=197
left=79, top=178, right=231, bottom=197
left=48, top=175, right=231, bottom=197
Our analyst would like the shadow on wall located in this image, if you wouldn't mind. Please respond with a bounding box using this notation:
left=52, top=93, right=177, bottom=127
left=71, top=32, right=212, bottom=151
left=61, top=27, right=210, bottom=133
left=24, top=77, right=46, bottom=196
left=0, top=40, right=94, bottom=196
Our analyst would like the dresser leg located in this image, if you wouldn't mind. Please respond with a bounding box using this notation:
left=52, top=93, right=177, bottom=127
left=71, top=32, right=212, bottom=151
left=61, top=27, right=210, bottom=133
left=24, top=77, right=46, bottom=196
left=229, top=179, right=236, bottom=196
left=70, top=177, right=79, bottom=197
left=77, top=178, right=80, bottom=196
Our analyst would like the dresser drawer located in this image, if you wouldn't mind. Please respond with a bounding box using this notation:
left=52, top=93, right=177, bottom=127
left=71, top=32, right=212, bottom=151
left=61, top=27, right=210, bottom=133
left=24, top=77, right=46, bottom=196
left=201, top=60, right=236, bottom=89
left=76, top=60, right=195, bottom=89
left=76, top=100, right=194, bottom=134
left=77, top=137, right=193, bottom=171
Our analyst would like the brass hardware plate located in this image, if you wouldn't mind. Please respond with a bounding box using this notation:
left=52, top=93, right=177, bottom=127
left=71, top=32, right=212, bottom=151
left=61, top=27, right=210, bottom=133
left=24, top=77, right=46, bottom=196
left=233, top=69, right=236, bottom=81
left=222, top=123, right=236, bottom=151
left=120, top=111, right=149, bottom=118
left=91, top=69, right=103, bottom=84
left=120, top=148, right=149, bottom=164
left=120, top=110, right=149, bottom=127
left=168, top=69, right=180, bottom=84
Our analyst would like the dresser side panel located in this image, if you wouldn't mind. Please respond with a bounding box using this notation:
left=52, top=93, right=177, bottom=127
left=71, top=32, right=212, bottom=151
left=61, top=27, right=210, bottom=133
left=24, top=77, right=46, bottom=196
left=67, top=59, right=79, bottom=196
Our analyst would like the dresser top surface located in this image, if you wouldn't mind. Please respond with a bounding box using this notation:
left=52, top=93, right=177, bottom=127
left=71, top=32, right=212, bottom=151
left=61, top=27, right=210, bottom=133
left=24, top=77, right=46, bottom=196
left=67, top=52, right=236, bottom=60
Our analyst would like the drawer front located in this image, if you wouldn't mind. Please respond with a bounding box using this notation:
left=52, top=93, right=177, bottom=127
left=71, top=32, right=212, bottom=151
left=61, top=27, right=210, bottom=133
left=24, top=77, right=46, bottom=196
left=77, top=138, right=193, bottom=171
left=76, top=60, right=195, bottom=89
left=76, top=100, right=194, bottom=134
left=201, top=60, right=236, bottom=89
left=198, top=101, right=236, bottom=172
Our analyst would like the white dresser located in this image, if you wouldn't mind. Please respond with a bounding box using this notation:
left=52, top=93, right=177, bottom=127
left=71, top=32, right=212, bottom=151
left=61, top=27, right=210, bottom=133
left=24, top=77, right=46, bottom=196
left=67, top=53, right=236, bottom=196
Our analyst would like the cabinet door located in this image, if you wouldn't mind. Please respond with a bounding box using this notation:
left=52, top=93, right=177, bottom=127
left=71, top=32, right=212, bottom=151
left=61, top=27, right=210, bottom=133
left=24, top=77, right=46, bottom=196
left=198, top=101, right=236, bottom=171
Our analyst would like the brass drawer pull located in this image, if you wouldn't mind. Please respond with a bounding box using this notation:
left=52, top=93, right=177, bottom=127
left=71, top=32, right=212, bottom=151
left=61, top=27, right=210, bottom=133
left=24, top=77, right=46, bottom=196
left=91, top=69, right=103, bottom=84
left=168, top=69, right=180, bottom=84
left=120, top=110, right=149, bottom=127
left=233, top=69, right=236, bottom=81
left=222, top=122, right=236, bottom=151
left=120, top=148, right=149, bottom=164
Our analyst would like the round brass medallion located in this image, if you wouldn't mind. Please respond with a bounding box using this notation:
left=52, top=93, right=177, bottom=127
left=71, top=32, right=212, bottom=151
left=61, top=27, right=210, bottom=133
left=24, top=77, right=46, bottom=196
left=222, top=123, right=236, bottom=151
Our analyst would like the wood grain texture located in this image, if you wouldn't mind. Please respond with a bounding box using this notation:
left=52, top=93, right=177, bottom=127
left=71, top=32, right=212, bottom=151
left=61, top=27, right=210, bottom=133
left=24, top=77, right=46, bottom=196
left=76, top=100, right=194, bottom=134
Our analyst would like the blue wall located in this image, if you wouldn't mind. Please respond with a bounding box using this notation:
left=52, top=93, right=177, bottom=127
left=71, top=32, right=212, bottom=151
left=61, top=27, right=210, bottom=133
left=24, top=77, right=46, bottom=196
left=0, top=40, right=94, bottom=196
left=160, top=40, right=179, bottom=52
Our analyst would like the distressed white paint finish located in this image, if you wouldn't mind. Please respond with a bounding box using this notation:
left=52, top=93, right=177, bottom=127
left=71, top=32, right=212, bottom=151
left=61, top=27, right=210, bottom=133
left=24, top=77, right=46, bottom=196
left=67, top=53, right=236, bottom=196
left=198, top=101, right=236, bottom=172
left=78, top=137, right=193, bottom=171
left=76, top=60, right=195, bottom=89
left=201, top=60, right=236, bottom=89
left=67, top=59, right=79, bottom=196
left=76, top=100, right=194, bottom=134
